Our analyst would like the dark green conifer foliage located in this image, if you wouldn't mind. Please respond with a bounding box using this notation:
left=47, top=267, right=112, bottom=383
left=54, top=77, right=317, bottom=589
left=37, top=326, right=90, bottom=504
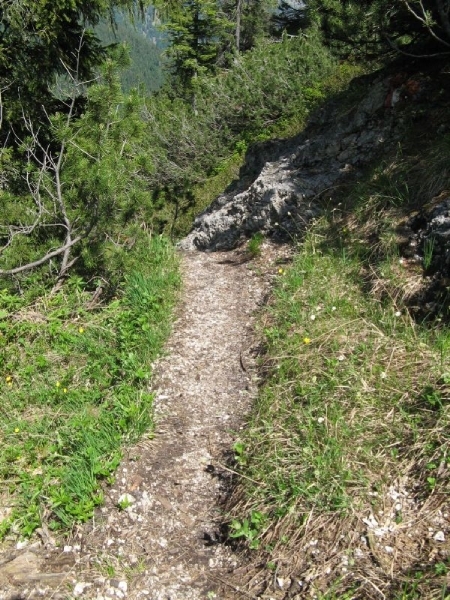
left=0, top=0, right=149, bottom=142
left=308, top=0, right=450, bottom=57
left=2, top=58, right=152, bottom=279
left=223, top=0, right=276, bottom=52
left=153, top=0, right=233, bottom=89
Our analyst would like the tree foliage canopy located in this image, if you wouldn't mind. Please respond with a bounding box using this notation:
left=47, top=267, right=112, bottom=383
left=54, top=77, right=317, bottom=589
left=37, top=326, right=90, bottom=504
left=152, top=0, right=277, bottom=89
left=158, top=0, right=232, bottom=85
left=308, top=0, right=450, bottom=57
left=0, top=2, right=154, bottom=286
left=0, top=0, right=148, bottom=137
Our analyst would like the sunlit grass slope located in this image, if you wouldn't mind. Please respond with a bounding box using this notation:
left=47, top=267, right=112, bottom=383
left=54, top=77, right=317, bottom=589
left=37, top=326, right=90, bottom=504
left=231, top=151, right=450, bottom=597
left=0, top=236, right=179, bottom=539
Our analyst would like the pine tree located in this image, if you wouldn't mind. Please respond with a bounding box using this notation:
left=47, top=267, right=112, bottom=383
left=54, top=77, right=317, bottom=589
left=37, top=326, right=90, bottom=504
left=0, top=0, right=149, bottom=143
left=154, top=0, right=232, bottom=89
left=223, top=0, right=275, bottom=52
left=308, top=0, right=450, bottom=58
left=1, top=49, right=153, bottom=284
left=0, top=2, right=154, bottom=283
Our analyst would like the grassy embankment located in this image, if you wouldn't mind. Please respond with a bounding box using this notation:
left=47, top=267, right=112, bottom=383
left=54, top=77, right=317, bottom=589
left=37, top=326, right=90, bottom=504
left=0, top=236, right=179, bottom=539
left=230, top=112, right=450, bottom=597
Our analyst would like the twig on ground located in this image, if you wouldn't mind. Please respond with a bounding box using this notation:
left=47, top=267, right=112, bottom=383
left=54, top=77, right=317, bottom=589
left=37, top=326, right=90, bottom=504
left=213, top=461, right=265, bottom=486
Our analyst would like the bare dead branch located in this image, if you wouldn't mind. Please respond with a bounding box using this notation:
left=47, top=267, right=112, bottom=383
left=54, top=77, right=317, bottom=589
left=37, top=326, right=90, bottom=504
left=0, top=28, right=102, bottom=281
left=402, top=0, right=450, bottom=47
left=68, top=139, right=99, bottom=161
left=0, top=235, right=82, bottom=276
left=384, top=32, right=450, bottom=56
left=53, top=36, right=83, bottom=279
left=0, top=33, right=96, bottom=279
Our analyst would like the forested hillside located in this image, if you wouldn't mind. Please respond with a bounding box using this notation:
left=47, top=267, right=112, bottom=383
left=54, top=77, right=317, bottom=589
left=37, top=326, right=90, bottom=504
left=95, top=7, right=165, bottom=92
left=2, top=1, right=450, bottom=597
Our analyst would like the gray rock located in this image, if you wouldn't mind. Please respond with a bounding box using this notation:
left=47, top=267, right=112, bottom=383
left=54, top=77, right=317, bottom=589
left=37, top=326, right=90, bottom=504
left=352, top=80, right=387, bottom=129
left=413, top=198, right=450, bottom=274
left=0, top=551, right=41, bottom=585
left=179, top=76, right=398, bottom=252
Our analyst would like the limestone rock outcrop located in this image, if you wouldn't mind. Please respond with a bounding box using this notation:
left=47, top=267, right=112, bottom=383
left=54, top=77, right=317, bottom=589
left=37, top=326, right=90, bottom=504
left=179, top=77, right=402, bottom=251
left=410, top=197, right=450, bottom=276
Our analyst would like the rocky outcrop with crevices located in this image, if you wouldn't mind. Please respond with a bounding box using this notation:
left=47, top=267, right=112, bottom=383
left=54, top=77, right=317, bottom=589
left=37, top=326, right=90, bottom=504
left=179, top=77, right=404, bottom=251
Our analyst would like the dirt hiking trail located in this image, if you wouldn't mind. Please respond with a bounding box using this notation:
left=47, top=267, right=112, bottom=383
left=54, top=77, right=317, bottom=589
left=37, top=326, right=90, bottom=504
left=0, top=245, right=288, bottom=600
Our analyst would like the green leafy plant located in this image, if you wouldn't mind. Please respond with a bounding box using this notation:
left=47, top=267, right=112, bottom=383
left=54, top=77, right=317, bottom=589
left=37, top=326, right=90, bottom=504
left=117, top=497, right=133, bottom=511
left=423, top=237, right=436, bottom=270
left=233, top=441, right=248, bottom=466
left=229, top=511, right=266, bottom=549
left=247, top=233, right=264, bottom=258
left=435, top=562, right=448, bottom=576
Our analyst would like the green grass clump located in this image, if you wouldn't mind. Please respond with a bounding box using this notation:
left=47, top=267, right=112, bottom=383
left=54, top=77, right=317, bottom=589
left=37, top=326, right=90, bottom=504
left=0, top=235, right=179, bottom=538
left=246, top=233, right=265, bottom=258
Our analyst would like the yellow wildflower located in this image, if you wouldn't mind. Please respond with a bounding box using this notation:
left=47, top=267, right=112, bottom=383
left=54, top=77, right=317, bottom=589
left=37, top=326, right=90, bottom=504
left=14, top=428, right=20, bottom=433
left=63, top=388, right=68, bottom=393
left=5, top=375, right=12, bottom=382
left=78, top=326, right=84, bottom=334
left=56, top=381, right=61, bottom=388
left=278, top=268, right=284, bottom=274
left=303, top=337, right=311, bottom=345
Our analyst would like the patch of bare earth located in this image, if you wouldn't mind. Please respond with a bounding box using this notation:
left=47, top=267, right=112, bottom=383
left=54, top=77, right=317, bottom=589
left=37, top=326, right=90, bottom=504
left=0, top=244, right=289, bottom=600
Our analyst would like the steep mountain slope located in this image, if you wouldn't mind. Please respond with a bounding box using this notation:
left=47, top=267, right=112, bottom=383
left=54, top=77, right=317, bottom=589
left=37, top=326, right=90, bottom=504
left=96, top=8, right=165, bottom=92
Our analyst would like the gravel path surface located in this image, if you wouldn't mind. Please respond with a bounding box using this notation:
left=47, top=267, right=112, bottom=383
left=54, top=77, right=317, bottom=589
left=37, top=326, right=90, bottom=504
left=0, top=246, right=280, bottom=600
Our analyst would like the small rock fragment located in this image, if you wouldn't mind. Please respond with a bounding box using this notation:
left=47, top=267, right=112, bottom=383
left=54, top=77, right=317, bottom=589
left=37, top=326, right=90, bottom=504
left=73, top=582, right=91, bottom=597
left=434, top=531, right=445, bottom=542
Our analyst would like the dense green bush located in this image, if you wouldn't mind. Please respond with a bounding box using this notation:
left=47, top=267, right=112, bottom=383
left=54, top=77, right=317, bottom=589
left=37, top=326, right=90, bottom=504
left=1, top=56, right=154, bottom=291
left=308, top=0, right=450, bottom=58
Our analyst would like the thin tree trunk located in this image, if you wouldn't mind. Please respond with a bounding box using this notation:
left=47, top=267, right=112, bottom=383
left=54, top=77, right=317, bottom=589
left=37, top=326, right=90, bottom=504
left=236, top=0, right=242, bottom=52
